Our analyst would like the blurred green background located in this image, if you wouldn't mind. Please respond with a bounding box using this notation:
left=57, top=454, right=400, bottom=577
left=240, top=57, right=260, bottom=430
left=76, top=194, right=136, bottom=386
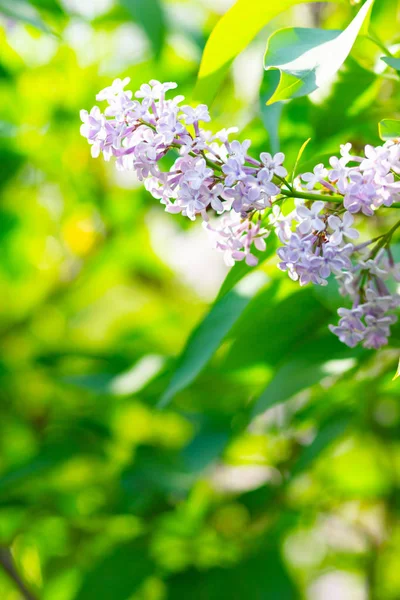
left=0, top=1, right=400, bottom=599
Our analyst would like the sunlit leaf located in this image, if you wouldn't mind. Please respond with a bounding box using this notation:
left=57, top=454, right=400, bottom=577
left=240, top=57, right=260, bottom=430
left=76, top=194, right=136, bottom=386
left=194, top=0, right=338, bottom=104
left=393, top=357, right=400, bottom=380
left=264, top=0, right=375, bottom=105
left=378, top=118, right=400, bottom=140
left=290, top=137, right=311, bottom=184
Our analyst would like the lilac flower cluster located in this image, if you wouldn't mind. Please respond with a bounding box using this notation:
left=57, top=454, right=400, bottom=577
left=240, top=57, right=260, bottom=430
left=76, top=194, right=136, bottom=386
left=329, top=250, right=400, bottom=349
left=297, top=141, right=400, bottom=215
left=80, top=77, right=284, bottom=266
left=81, top=79, right=400, bottom=351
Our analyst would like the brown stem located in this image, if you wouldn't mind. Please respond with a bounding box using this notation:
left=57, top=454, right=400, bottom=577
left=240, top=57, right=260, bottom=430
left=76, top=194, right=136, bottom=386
left=0, top=547, right=38, bottom=600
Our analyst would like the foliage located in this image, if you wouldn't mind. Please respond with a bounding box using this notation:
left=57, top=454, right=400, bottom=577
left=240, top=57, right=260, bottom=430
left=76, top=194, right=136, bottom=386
left=0, top=1, right=399, bottom=600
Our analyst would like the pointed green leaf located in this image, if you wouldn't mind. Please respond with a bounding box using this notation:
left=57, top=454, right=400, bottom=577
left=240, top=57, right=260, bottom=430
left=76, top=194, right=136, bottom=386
left=160, top=272, right=268, bottom=406
left=264, top=0, right=375, bottom=105
left=0, top=0, right=52, bottom=33
left=291, top=137, right=311, bottom=184
left=194, top=0, right=339, bottom=104
left=393, top=357, right=400, bottom=380
left=381, top=56, right=400, bottom=72
left=378, top=119, right=400, bottom=141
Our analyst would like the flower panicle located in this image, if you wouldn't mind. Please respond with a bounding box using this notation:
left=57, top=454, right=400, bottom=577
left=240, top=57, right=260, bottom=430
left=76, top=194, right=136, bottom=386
left=81, top=78, right=400, bottom=351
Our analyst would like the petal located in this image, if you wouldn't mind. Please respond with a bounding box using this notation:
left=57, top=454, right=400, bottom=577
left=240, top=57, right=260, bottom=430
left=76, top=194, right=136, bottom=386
left=327, top=215, right=341, bottom=229
left=296, top=205, right=311, bottom=219
left=311, top=201, right=325, bottom=214
left=342, top=211, right=354, bottom=226
left=345, top=227, right=359, bottom=240
left=297, top=220, right=311, bottom=235
left=254, top=237, right=266, bottom=251
left=313, top=217, right=326, bottom=231
left=329, top=230, right=342, bottom=246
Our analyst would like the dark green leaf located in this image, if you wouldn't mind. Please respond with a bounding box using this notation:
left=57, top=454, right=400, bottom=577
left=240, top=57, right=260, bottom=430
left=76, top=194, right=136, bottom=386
left=167, top=543, right=297, bottom=599
left=75, top=540, right=154, bottom=600
left=292, top=413, right=351, bottom=476
left=160, top=272, right=268, bottom=406
left=119, top=0, right=166, bottom=58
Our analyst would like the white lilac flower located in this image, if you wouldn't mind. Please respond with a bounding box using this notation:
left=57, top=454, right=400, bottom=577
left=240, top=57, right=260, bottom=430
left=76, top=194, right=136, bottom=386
left=228, top=139, right=251, bottom=163
left=339, top=142, right=355, bottom=165
left=135, top=80, right=177, bottom=101
left=180, top=104, right=211, bottom=125
left=295, top=200, right=326, bottom=234
left=301, top=164, right=327, bottom=190
left=96, top=77, right=132, bottom=101
left=344, top=172, right=377, bottom=216
left=213, top=127, right=239, bottom=143
left=222, top=158, right=247, bottom=187
left=260, top=152, right=287, bottom=178
left=328, top=212, right=359, bottom=246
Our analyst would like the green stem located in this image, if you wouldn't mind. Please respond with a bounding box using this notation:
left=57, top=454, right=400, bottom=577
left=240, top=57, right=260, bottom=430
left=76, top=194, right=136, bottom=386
left=0, top=548, right=37, bottom=600
left=370, top=218, right=400, bottom=258
left=281, top=189, right=400, bottom=210
left=281, top=189, right=344, bottom=203
left=367, top=31, right=395, bottom=58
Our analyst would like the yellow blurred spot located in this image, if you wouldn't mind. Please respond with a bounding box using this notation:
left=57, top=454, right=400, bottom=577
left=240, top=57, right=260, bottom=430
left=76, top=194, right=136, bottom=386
left=113, top=403, right=154, bottom=445
left=62, top=214, right=98, bottom=255
left=12, top=539, right=42, bottom=588
left=152, top=412, right=193, bottom=448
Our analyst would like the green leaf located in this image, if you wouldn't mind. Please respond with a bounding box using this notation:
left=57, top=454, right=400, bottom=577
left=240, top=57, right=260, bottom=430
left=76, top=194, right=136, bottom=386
left=223, top=286, right=329, bottom=371
left=378, top=119, right=400, bottom=140
left=264, top=0, right=375, bottom=105
left=119, top=0, right=166, bottom=58
left=260, top=70, right=283, bottom=154
left=160, top=272, right=268, bottom=406
left=194, top=0, right=338, bottom=104
left=381, top=56, right=400, bottom=72
left=0, top=0, right=52, bottom=33
left=291, top=412, right=351, bottom=476
left=291, top=137, right=311, bottom=185
left=167, top=543, right=297, bottom=600
left=393, top=357, right=400, bottom=380
left=75, top=540, right=154, bottom=600
left=251, top=334, right=361, bottom=418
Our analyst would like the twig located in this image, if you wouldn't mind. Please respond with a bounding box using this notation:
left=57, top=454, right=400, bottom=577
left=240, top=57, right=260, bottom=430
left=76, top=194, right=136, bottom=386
left=0, top=547, right=38, bottom=600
